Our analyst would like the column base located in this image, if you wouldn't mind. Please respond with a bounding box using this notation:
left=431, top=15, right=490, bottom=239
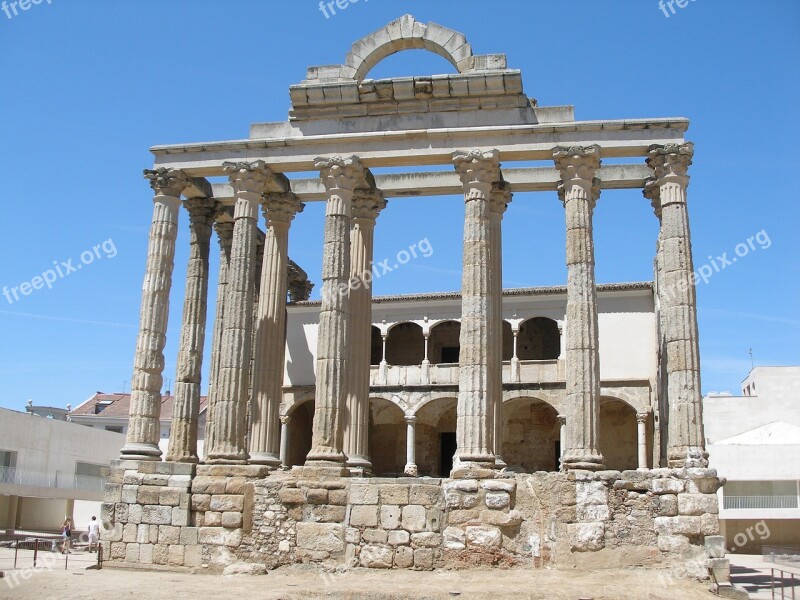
left=248, top=452, right=282, bottom=469
left=451, top=454, right=496, bottom=479
left=346, top=455, right=372, bottom=477
left=403, top=463, right=418, bottom=477
left=668, top=446, right=709, bottom=469
left=293, top=462, right=349, bottom=478
left=494, top=455, right=508, bottom=469
left=163, top=453, right=199, bottom=464
left=562, top=450, right=605, bottom=472
left=120, top=443, right=162, bottom=461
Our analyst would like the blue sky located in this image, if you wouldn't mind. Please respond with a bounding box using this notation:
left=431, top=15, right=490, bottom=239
left=0, top=0, right=798, bottom=411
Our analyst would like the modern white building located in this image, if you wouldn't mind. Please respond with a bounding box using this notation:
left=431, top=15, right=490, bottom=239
left=68, top=392, right=208, bottom=458
left=704, top=366, right=800, bottom=552
left=0, top=407, right=125, bottom=533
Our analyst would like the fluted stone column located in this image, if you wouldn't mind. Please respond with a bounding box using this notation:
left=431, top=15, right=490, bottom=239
left=451, top=149, right=502, bottom=476
left=557, top=414, right=567, bottom=468
left=203, top=215, right=234, bottom=459
left=166, top=197, right=216, bottom=463
left=489, top=182, right=512, bottom=468
left=206, top=161, right=271, bottom=464
left=554, top=145, right=605, bottom=471
left=646, top=143, right=707, bottom=468
left=121, top=168, right=191, bottom=461
left=305, top=156, right=370, bottom=474
left=404, top=416, right=418, bottom=476
left=344, top=188, right=385, bottom=474
left=510, top=327, right=521, bottom=382
left=637, top=412, right=649, bottom=471
left=250, top=192, right=303, bottom=467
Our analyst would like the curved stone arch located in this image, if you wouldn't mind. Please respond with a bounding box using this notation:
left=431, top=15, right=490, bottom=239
left=503, top=388, right=565, bottom=413
left=369, top=393, right=412, bottom=416
left=503, top=393, right=560, bottom=415
left=599, top=389, right=649, bottom=414
left=410, top=391, right=459, bottom=418
left=282, top=388, right=315, bottom=417
left=345, top=15, right=473, bottom=82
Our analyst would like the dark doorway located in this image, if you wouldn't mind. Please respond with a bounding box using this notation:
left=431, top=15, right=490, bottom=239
left=441, top=346, right=460, bottom=364
left=440, top=432, right=456, bottom=476
left=554, top=441, right=561, bottom=471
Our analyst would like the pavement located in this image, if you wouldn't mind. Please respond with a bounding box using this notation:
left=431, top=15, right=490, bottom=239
left=729, top=554, right=800, bottom=599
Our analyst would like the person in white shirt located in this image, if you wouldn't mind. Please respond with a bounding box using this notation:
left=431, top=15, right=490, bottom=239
left=87, top=516, right=100, bottom=553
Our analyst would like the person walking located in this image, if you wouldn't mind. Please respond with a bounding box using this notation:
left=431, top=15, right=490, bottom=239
left=87, top=516, right=100, bottom=552
left=59, top=518, right=72, bottom=554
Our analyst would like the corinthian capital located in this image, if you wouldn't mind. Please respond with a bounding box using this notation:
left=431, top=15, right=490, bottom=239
left=315, top=155, right=371, bottom=195
left=352, top=188, right=387, bottom=221
left=553, top=145, right=601, bottom=205
left=642, top=178, right=662, bottom=219
left=263, top=192, right=303, bottom=225
left=646, top=142, right=694, bottom=187
left=452, top=149, right=501, bottom=199
left=144, top=168, right=192, bottom=197
left=223, top=160, right=273, bottom=196
left=489, top=181, right=513, bottom=215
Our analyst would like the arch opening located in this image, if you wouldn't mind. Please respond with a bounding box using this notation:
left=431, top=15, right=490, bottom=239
left=414, top=397, right=457, bottom=477
left=502, top=397, right=561, bottom=473
left=385, top=322, right=424, bottom=366
left=368, top=398, right=406, bottom=476
left=517, top=317, right=560, bottom=360
left=286, top=399, right=314, bottom=469
left=429, top=320, right=461, bottom=364
left=599, top=398, right=638, bottom=471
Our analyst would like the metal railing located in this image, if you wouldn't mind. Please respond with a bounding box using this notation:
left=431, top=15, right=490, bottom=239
left=0, top=466, right=105, bottom=492
left=764, top=546, right=800, bottom=569
left=723, top=495, right=799, bottom=510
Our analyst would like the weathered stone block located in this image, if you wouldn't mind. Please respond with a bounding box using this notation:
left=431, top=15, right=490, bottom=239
left=577, top=503, right=610, bottom=522
left=380, top=505, right=401, bottom=530
left=192, top=493, right=211, bottom=512
left=205, top=511, right=222, bottom=527
left=159, top=488, right=181, bottom=506
left=345, top=527, right=361, bottom=544
left=653, top=494, right=679, bottom=517
left=652, top=478, right=685, bottom=494
left=225, top=477, right=247, bottom=495
left=221, top=512, right=242, bottom=529
left=401, top=505, right=426, bottom=532
left=128, top=504, right=143, bottom=524
left=184, top=544, right=202, bottom=567
left=138, top=486, right=161, bottom=505
left=707, top=557, right=730, bottom=583
left=110, top=542, right=126, bottom=560
left=658, top=534, right=692, bottom=553
left=168, top=475, right=192, bottom=489
left=445, top=492, right=462, bottom=509
left=413, top=548, right=434, bottom=570
left=705, top=535, right=725, bottom=558
left=394, top=545, right=414, bottom=568
left=380, top=484, right=409, bottom=505
left=152, top=544, right=168, bottom=565
left=480, top=509, right=523, bottom=527
left=485, top=492, right=510, bottom=509
left=701, top=513, right=720, bottom=536
left=481, top=480, right=515, bottom=493
left=466, top=526, right=502, bottom=548
left=158, top=525, right=180, bottom=545
left=328, top=489, right=348, bottom=505
left=461, top=494, right=479, bottom=509
left=171, top=507, right=189, bottom=527
left=388, top=530, right=410, bottom=546
left=124, top=543, right=140, bottom=563
left=654, top=516, right=702, bottom=536
left=410, top=485, right=440, bottom=506
left=167, top=544, right=185, bottom=566
left=139, top=543, right=153, bottom=565
left=576, top=481, right=607, bottom=505
left=448, top=509, right=480, bottom=525
left=210, top=495, right=244, bottom=512
left=180, top=527, right=199, bottom=546
left=278, top=487, right=305, bottom=504
left=306, top=488, right=329, bottom=504
left=448, top=479, right=478, bottom=493
left=350, top=505, right=379, bottom=527
left=192, top=476, right=227, bottom=495
left=678, top=493, right=718, bottom=516
left=360, top=545, right=393, bottom=568
left=122, top=523, right=137, bottom=543
left=199, top=526, right=243, bottom=548
left=309, top=504, right=346, bottom=523
left=296, top=523, right=344, bottom=553
left=363, top=529, right=388, bottom=544
left=105, top=483, right=122, bottom=503
left=568, top=522, right=605, bottom=552
left=349, top=483, right=379, bottom=505
left=114, top=503, right=129, bottom=524
left=104, top=523, right=123, bottom=543
left=141, top=474, right=170, bottom=487
left=411, top=532, right=441, bottom=548
left=443, top=526, right=465, bottom=549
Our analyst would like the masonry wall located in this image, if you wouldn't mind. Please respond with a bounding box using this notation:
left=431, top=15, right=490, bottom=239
left=102, top=463, right=724, bottom=576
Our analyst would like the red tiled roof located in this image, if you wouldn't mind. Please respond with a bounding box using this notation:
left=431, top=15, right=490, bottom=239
left=69, top=393, right=207, bottom=420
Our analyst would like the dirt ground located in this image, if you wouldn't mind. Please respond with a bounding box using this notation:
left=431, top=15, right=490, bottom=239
left=0, top=562, right=721, bottom=599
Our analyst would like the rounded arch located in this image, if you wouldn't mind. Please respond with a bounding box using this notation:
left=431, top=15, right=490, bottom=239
left=285, top=397, right=314, bottom=468
left=370, top=325, right=383, bottom=365
left=502, top=320, right=513, bottom=361
left=368, top=397, right=406, bottom=476
left=429, top=320, right=461, bottom=364
left=414, top=396, right=458, bottom=477
left=517, top=317, right=560, bottom=360
left=346, top=15, right=472, bottom=82
left=502, top=396, right=561, bottom=473
left=385, top=322, right=424, bottom=366
left=599, top=396, right=638, bottom=471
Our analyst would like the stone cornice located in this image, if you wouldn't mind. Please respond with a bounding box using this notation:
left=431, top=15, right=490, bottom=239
left=292, top=282, right=653, bottom=307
